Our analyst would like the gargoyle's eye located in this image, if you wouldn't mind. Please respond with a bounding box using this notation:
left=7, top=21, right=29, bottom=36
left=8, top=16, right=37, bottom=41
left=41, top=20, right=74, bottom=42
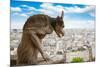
left=62, top=25, right=64, bottom=28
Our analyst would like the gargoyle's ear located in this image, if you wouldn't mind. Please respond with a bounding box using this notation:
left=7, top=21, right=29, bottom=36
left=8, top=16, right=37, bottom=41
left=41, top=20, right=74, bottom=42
left=61, top=11, right=64, bottom=19
left=56, top=16, right=60, bottom=20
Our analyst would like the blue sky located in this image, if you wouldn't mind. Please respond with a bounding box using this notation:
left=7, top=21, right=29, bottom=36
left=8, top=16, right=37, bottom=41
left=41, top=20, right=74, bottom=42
left=11, top=0, right=95, bottom=29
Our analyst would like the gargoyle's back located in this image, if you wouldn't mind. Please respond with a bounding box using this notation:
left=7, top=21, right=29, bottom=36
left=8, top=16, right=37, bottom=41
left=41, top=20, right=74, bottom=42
left=23, top=14, right=53, bottom=34
left=23, top=14, right=51, bottom=29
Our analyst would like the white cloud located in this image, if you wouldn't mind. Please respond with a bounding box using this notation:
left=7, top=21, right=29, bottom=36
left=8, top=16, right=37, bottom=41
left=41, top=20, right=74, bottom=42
left=64, top=6, right=95, bottom=14
left=11, top=5, right=37, bottom=16
left=21, top=4, right=37, bottom=11
left=11, top=3, right=95, bottom=18
left=28, top=7, right=36, bottom=10
left=40, top=3, right=64, bottom=12
left=11, top=7, right=21, bottom=12
left=26, top=11, right=34, bottom=15
left=82, top=6, right=95, bottom=13
left=21, top=5, right=29, bottom=7
left=13, top=12, right=28, bottom=17
left=38, top=3, right=95, bottom=17
left=89, top=12, right=95, bottom=17
left=38, top=3, right=64, bottom=17
left=20, top=13, right=28, bottom=17
left=40, top=3, right=53, bottom=8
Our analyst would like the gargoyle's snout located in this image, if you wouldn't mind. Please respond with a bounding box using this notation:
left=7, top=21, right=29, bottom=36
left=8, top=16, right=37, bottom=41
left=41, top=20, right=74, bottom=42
left=56, top=30, right=64, bottom=38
